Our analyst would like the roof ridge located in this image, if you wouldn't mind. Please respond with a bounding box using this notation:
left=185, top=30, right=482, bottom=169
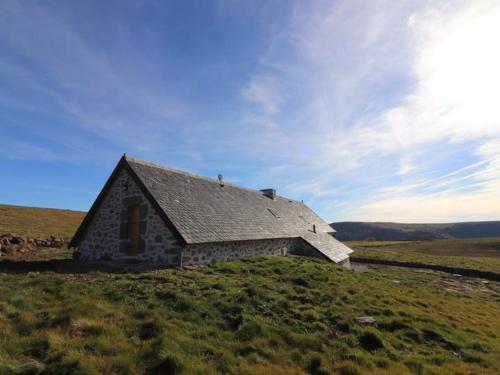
left=124, top=155, right=302, bottom=203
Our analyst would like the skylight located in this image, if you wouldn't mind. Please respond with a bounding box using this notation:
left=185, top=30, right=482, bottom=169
left=267, top=208, right=280, bottom=218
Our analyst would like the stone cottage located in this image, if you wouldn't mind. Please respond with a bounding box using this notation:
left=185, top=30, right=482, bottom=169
left=69, top=155, right=353, bottom=267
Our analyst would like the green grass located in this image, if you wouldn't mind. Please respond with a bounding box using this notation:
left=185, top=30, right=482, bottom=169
left=347, top=238, right=500, bottom=274
left=0, top=204, right=85, bottom=238
left=0, top=256, right=499, bottom=374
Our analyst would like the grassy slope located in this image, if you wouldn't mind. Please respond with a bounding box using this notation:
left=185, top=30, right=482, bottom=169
left=0, top=204, right=85, bottom=238
left=347, top=238, right=500, bottom=273
left=1, top=256, right=499, bottom=375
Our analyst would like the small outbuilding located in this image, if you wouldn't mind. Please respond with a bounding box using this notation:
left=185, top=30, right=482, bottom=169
left=70, top=156, right=353, bottom=266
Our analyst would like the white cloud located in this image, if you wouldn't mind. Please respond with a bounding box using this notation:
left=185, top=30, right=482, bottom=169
left=398, top=157, right=416, bottom=175
left=358, top=0, right=500, bottom=152
left=353, top=189, right=500, bottom=223
left=3, top=0, right=500, bottom=222
left=241, top=73, right=283, bottom=114
left=239, top=0, right=500, bottom=222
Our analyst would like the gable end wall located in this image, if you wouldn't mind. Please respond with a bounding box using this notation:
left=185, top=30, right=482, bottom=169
left=78, top=168, right=182, bottom=264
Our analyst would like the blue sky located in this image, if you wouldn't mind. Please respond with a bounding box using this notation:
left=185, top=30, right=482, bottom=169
left=1, top=0, right=500, bottom=223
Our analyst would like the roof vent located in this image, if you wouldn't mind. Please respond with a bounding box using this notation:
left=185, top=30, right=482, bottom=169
left=218, top=174, right=224, bottom=187
left=260, top=188, right=276, bottom=199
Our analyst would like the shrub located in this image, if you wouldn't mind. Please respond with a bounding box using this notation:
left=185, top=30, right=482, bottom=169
left=359, top=331, right=384, bottom=352
left=0, top=356, right=45, bottom=375
left=422, top=329, right=460, bottom=350
left=404, top=359, right=424, bottom=375
left=150, top=353, right=185, bottom=375
left=374, top=358, right=390, bottom=368
left=51, top=312, right=72, bottom=327
left=82, top=324, right=105, bottom=337
left=215, top=302, right=243, bottom=330
left=172, top=298, right=194, bottom=313
left=22, top=336, right=50, bottom=360
left=10, top=295, right=27, bottom=309
left=460, top=350, right=484, bottom=364
left=381, top=309, right=394, bottom=316
left=469, top=342, right=489, bottom=353
left=400, top=328, right=423, bottom=343
left=291, top=277, right=310, bottom=287
left=70, top=319, right=106, bottom=337
left=303, top=309, right=321, bottom=323
left=305, top=355, right=328, bottom=375
left=333, top=361, right=362, bottom=375
left=139, top=320, right=162, bottom=340
left=110, top=355, right=135, bottom=375
left=236, top=319, right=262, bottom=341
left=336, top=321, right=351, bottom=333
left=379, top=319, right=409, bottom=331
left=426, top=355, right=447, bottom=366
left=47, top=352, right=99, bottom=375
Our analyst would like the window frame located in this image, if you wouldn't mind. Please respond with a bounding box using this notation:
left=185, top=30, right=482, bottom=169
left=127, top=204, right=141, bottom=253
left=267, top=207, right=280, bottom=219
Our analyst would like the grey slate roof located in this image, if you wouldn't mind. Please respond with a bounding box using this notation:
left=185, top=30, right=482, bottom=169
left=301, top=232, right=353, bottom=263
left=124, top=157, right=352, bottom=262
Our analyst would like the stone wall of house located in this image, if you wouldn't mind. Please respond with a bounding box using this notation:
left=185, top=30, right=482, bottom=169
left=78, top=168, right=182, bottom=264
left=182, top=238, right=306, bottom=266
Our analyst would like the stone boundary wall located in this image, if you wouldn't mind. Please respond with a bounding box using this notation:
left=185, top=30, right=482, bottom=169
left=78, top=169, right=182, bottom=264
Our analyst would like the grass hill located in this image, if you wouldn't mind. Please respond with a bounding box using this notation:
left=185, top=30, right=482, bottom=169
left=346, top=238, right=500, bottom=274
left=0, top=204, right=85, bottom=238
left=331, top=221, right=500, bottom=241
left=1, top=256, right=499, bottom=375
left=0, top=203, right=499, bottom=373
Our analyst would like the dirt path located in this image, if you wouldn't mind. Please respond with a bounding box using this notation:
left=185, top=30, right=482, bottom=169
left=350, top=261, right=500, bottom=296
left=350, top=257, right=500, bottom=281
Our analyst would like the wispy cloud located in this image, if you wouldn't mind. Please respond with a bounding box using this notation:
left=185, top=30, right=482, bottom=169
left=242, top=74, right=283, bottom=115
left=235, top=0, right=500, bottom=222
left=0, top=1, right=185, bottom=156
left=2, top=0, right=500, bottom=221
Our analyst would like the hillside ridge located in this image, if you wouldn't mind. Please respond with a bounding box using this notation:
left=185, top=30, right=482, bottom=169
left=331, top=220, right=500, bottom=240
left=0, top=203, right=85, bottom=238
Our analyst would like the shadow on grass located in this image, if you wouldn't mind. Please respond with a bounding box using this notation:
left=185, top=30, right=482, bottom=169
left=0, top=259, right=175, bottom=274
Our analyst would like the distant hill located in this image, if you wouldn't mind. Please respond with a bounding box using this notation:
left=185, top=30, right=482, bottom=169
left=330, top=221, right=500, bottom=241
left=0, top=204, right=85, bottom=238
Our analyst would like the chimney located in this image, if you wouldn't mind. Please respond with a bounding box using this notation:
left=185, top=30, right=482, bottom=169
left=218, top=174, right=224, bottom=187
left=260, top=188, right=276, bottom=200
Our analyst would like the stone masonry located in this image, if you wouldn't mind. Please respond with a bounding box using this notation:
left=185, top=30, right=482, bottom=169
left=78, top=168, right=182, bottom=264
left=182, top=237, right=324, bottom=266
left=77, top=167, right=336, bottom=267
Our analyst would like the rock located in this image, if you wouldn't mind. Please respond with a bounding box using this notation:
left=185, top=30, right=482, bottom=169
left=0, top=233, right=69, bottom=250
left=354, top=316, right=377, bottom=326
left=10, top=236, right=25, bottom=245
